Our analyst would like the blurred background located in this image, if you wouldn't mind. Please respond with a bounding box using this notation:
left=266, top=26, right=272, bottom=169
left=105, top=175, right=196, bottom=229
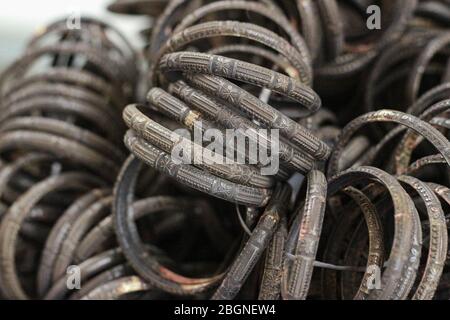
left=0, top=0, right=148, bottom=70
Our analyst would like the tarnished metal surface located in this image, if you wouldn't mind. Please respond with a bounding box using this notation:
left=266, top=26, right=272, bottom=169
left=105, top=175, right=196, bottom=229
left=0, top=0, right=449, bottom=300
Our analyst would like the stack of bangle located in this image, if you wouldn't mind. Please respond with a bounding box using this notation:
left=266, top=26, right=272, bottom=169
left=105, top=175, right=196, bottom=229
left=0, top=18, right=138, bottom=299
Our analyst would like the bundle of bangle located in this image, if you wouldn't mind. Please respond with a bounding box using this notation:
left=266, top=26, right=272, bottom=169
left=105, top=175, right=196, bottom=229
left=113, top=155, right=232, bottom=296
left=364, top=5, right=450, bottom=137
left=0, top=17, right=137, bottom=181
left=1, top=0, right=450, bottom=301
left=0, top=18, right=138, bottom=299
left=364, top=23, right=450, bottom=137
left=40, top=190, right=230, bottom=299
left=115, top=1, right=450, bottom=301
left=30, top=116, right=235, bottom=300
left=121, top=0, right=331, bottom=210
left=316, top=102, right=450, bottom=299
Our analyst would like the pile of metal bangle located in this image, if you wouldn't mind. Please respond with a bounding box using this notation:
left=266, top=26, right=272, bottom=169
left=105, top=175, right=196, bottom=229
left=0, top=0, right=449, bottom=300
